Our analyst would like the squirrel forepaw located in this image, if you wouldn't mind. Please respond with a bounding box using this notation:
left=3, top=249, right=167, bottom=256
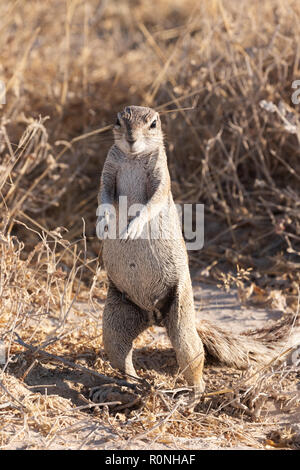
left=122, top=216, right=147, bottom=240
left=96, top=209, right=111, bottom=239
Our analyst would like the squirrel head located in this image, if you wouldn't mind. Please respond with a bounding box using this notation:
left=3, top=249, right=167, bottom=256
left=113, top=105, right=163, bottom=155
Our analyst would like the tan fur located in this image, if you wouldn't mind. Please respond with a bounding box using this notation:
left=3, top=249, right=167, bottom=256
left=97, top=105, right=296, bottom=397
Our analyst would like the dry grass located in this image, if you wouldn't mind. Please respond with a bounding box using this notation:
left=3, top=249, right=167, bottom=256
left=0, top=0, right=300, bottom=449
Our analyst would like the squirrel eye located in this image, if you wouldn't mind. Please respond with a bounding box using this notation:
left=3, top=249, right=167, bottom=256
left=115, top=117, right=121, bottom=127
left=150, top=120, right=157, bottom=129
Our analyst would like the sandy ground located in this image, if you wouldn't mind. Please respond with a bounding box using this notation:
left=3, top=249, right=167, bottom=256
left=2, top=278, right=299, bottom=450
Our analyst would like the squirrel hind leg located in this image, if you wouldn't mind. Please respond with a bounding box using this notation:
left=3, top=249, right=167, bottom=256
left=163, top=282, right=205, bottom=397
left=102, top=282, right=149, bottom=379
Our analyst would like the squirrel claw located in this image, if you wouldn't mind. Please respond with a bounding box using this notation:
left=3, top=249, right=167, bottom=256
left=96, top=219, right=109, bottom=239
left=120, top=217, right=146, bottom=240
left=96, top=209, right=111, bottom=239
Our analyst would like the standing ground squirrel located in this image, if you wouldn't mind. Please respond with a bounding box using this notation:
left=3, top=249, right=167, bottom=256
left=97, top=105, right=295, bottom=400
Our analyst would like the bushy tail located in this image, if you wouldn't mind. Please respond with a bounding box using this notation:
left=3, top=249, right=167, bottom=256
left=197, top=316, right=299, bottom=369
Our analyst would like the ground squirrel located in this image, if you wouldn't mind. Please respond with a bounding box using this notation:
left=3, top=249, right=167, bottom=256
left=97, top=105, right=294, bottom=399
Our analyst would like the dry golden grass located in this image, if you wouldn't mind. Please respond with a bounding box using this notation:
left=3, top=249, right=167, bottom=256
left=0, top=0, right=300, bottom=449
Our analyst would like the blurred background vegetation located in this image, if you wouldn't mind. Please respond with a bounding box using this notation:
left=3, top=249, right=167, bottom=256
left=0, top=0, right=299, bottom=301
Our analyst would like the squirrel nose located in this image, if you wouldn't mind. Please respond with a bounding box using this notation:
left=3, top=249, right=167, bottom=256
left=127, top=138, right=136, bottom=146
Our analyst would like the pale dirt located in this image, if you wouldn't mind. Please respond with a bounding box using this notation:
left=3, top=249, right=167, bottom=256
left=2, top=278, right=299, bottom=450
